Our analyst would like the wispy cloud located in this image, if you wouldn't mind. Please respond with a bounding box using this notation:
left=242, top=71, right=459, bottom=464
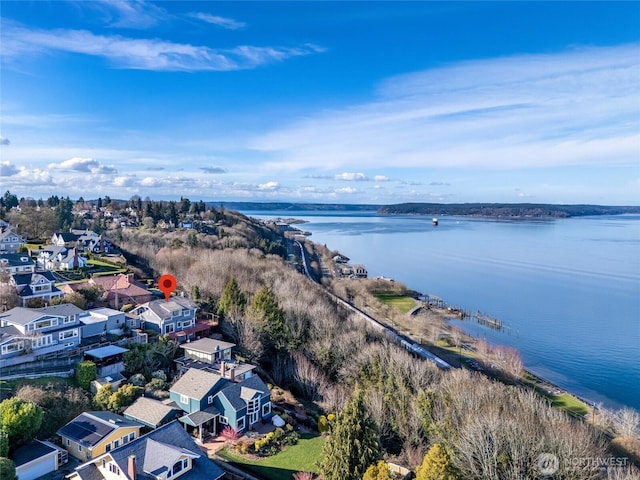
left=50, top=157, right=118, bottom=174
left=90, top=0, right=168, bottom=28
left=190, top=12, right=246, bottom=30
left=0, top=137, right=9, bottom=146
left=2, top=22, right=324, bottom=72
left=253, top=43, right=640, bottom=171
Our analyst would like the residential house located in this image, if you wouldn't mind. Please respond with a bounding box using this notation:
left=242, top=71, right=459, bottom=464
left=12, top=439, right=68, bottom=480
left=90, top=273, right=153, bottom=310
left=68, top=420, right=224, bottom=480
left=37, top=245, right=88, bottom=271
left=0, top=225, right=25, bottom=253
left=174, top=337, right=256, bottom=382
left=130, top=297, right=198, bottom=337
left=169, top=367, right=272, bottom=440
left=0, top=253, right=36, bottom=275
left=10, top=271, right=63, bottom=306
left=123, top=397, right=182, bottom=429
left=0, top=304, right=83, bottom=364
left=79, top=307, right=126, bottom=339
left=57, top=411, right=143, bottom=462
left=51, top=232, right=79, bottom=247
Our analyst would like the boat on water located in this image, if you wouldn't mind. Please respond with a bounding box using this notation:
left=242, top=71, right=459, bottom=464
left=432, top=218, right=438, bottom=226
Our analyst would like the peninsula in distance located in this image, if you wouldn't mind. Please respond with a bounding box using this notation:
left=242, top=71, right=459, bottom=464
left=220, top=201, right=640, bottom=218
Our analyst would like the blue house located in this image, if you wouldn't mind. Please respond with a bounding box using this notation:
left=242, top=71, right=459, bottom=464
left=169, top=368, right=271, bottom=441
left=130, top=297, right=197, bottom=336
left=0, top=304, right=83, bottom=366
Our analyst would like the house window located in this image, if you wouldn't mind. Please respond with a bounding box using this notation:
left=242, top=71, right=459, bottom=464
left=164, top=324, right=175, bottom=334
left=128, top=432, right=135, bottom=442
left=180, top=394, right=188, bottom=405
left=109, top=463, right=120, bottom=475
left=237, top=416, right=245, bottom=431
left=114, top=439, right=120, bottom=448
left=105, top=444, right=111, bottom=452
left=182, top=309, right=190, bottom=317
left=122, top=435, right=129, bottom=444
left=1, top=342, right=23, bottom=354
left=248, top=398, right=260, bottom=424
left=63, top=316, right=75, bottom=324
left=219, top=416, right=228, bottom=425
left=66, top=439, right=70, bottom=446
left=78, top=445, right=83, bottom=452
left=262, top=402, right=271, bottom=417
left=102, top=459, right=106, bottom=468
left=34, top=318, right=54, bottom=329
left=59, top=329, right=78, bottom=340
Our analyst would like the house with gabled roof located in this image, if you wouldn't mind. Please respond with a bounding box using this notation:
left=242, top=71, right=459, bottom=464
left=0, top=225, right=25, bottom=253
left=130, top=297, right=197, bottom=337
left=123, top=397, right=182, bottom=429
left=12, top=439, right=68, bottom=480
left=0, top=253, right=35, bottom=275
left=89, top=273, right=153, bottom=310
left=68, top=420, right=224, bottom=480
left=169, top=367, right=272, bottom=440
left=57, top=411, right=143, bottom=462
left=9, top=271, right=63, bottom=306
left=0, top=304, right=83, bottom=365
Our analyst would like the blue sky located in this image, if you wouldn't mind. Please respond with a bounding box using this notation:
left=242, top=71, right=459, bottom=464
left=1, top=1, right=639, bottom=205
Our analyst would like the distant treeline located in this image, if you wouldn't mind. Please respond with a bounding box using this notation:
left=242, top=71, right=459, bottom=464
left=377, top=203, right=640, bottom=218
left=209, top=202, right=381, bottom=212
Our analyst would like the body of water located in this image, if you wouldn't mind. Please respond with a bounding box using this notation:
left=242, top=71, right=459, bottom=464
left=245, top=211, right=640, bottom=411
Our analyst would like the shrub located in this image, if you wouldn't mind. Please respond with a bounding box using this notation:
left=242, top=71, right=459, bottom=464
left=76, top=361, right=97, bottom=391
left=129, top=374, right=146, bottom=387
left=151, top=370, right=167, bottom=381
left=145, top=378, right=167, bottom=391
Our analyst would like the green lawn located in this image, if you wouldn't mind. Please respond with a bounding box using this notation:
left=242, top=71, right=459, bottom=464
left=548, top=392, right=590, bottom=417
left=373, top=293, right=416, bottom=314
left=217, top=433, right=324, bottom=480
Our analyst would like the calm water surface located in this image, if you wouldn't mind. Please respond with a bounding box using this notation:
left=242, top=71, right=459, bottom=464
left=246, top=211, right=640, bottom=410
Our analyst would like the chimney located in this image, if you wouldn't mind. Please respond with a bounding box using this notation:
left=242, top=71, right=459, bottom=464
left=128, top=455, right=137, bottom=480
left=220, top=361, right=226, bottom=377
left=229, top=367, right=236, bottom=382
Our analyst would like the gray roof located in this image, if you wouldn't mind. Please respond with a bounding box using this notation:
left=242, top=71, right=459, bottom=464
left=57, top=411, right=142, bottom=447
left=179, top=406, right=220, bottom=427
left=217, top=375, right=269, bottom=411
left=12, top=439, right=58, bottom=467
left=124, top=397, right=181, bottom=428
left=145, top=297, right=197, bottom=319
left=170, top=368, right=226, bottom=400
left=84, top=345, right=129, bottom=359
left=0, top=303, right=83, bottom=327
left=0, top=253, right=35, bottom=267
left=182, top=337, right=235, bottom=354
left=74, top=420, right=224, bottom=480
left=12, top=271, right=57, bottom=286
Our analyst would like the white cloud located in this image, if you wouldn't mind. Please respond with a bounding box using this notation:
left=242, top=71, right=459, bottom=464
left=2, top=23, right=324, bottom=72
left=91, top=0, right=168, bottom=28
left=374, top=175, right=390, bottom=182
left=336, top=186, right=358, bottom=194
left=251, top=43, right=640, bottom=171
left=190, top=13, right=246, bottom=30
left=0, top=137, right=9, bottom=145
left=335, top=172, right=368, bottom=181
left=258, top=181, right=280, bottom=190
left=51, top=157, right=118, bottom=174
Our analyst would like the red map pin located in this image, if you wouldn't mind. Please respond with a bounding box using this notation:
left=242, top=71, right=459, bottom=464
left=158, top=274, right=177, bottom=302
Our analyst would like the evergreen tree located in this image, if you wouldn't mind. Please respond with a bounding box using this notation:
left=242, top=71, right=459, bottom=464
left=0, top=457, right=16, bottom=480
left=248, top=286, right=289, bottom=353
left=217, top=277, right=246, bottom=318
left=415, top=444, right=457, bottom=480
left=319, top=391, right=381, bottom=480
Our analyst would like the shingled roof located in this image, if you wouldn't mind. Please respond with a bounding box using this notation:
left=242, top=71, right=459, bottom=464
left=170, top=368, right=226, bottom=400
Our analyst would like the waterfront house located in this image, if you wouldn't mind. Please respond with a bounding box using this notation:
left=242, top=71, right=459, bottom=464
left=57, top=411, right=143, bottom=462
left=67, top=420, right=224, bottom=480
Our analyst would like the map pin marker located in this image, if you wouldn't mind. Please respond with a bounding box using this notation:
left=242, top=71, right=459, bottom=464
left=158, top=274, right=177, bottom=302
